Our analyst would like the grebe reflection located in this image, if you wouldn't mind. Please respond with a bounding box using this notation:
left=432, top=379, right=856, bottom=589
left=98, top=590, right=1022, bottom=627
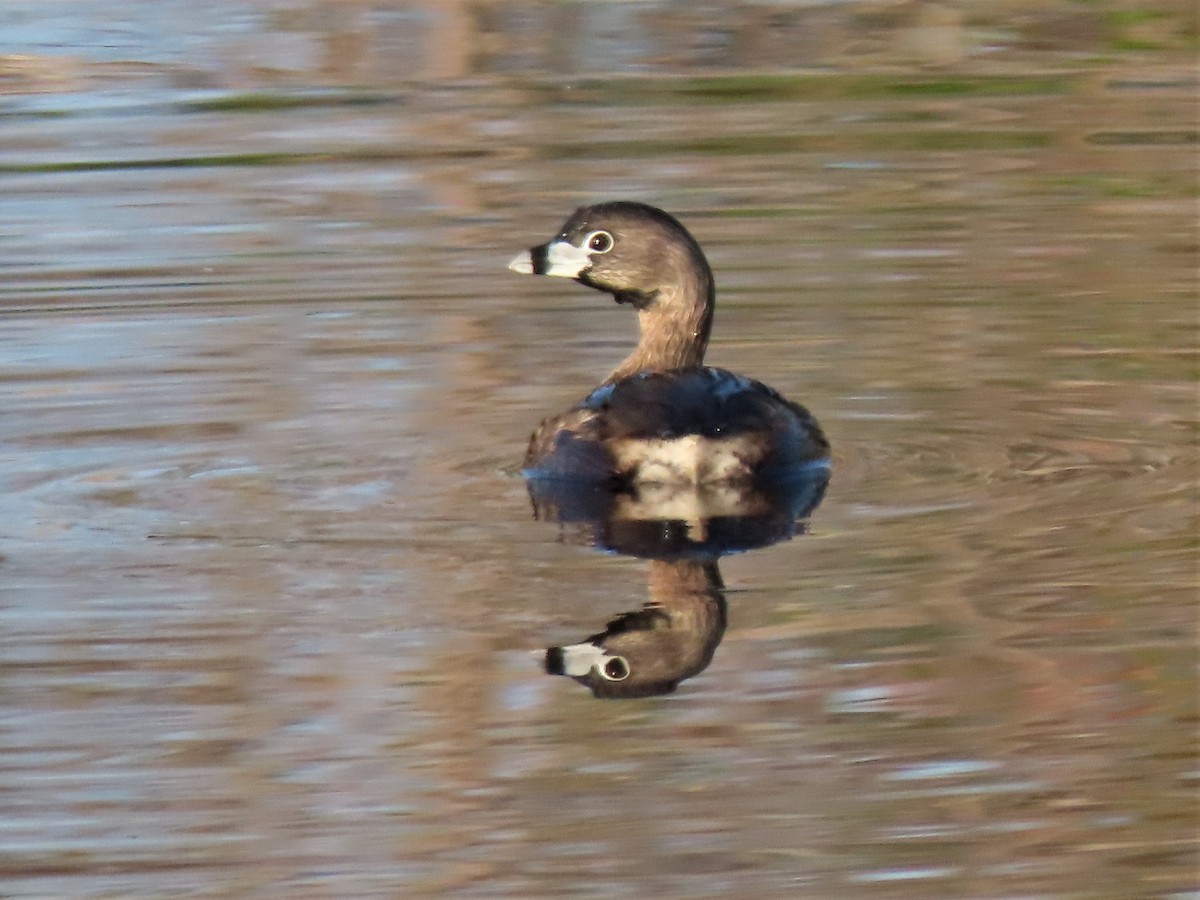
left=530, top=469, right=828, bottom=698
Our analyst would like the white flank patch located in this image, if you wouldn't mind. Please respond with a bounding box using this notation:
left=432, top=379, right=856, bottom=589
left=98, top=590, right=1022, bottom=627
left=612, top=435, right=753, bottom=484
left=615, top=480, right=759, bottom=524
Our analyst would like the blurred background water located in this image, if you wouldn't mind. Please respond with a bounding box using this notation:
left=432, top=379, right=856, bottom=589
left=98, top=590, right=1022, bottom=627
left=0, top=1, right=1196, bottom=897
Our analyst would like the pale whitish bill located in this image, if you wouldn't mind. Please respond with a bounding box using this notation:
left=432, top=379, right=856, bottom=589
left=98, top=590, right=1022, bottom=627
left=507, top=240, right=592, bottom=278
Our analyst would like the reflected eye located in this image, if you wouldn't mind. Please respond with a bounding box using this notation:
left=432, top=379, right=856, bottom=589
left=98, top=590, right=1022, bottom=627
left=599, top=656, right=630, bottom=681
left=586, top=230, right=614, bottom=254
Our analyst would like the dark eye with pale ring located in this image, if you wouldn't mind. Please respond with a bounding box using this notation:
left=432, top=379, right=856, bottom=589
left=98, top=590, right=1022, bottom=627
left=600, top=656, right=630, bottom=681
left=586, top=230, right=614, bottom=254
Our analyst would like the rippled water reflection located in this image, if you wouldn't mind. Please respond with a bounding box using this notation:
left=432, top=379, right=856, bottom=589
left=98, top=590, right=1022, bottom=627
left=1, top=2, right=1196, bottom=897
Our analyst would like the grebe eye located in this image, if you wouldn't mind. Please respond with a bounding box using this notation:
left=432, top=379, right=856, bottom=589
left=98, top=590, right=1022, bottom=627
left=600, top=656, right=630, bottom=681
left=586, top=230, right=614, bottom=254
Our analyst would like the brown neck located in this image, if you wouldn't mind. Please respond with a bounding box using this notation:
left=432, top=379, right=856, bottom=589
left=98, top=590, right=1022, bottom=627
left=644, top=559, right=727, bottom=674
left=606, top=253, right=714, bottom=382
left=647, top=559, right=724, bottom=601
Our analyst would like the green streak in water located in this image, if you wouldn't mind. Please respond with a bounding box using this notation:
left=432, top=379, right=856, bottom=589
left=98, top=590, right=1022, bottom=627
left=547, top=130, right=1052, bottom=160
left=555, top=73, right=1073, bottom=105
left=180, top=91, right=392, bottom=113
left=0, top=147, right=488, bottom=174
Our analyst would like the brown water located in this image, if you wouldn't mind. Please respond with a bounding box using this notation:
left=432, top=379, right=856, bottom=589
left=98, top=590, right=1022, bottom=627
left=1, top=3, right=1197, bottom=897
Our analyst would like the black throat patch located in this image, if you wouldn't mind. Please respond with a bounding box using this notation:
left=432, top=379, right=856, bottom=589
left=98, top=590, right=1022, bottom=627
left=610, top=288, right=657, bottom=310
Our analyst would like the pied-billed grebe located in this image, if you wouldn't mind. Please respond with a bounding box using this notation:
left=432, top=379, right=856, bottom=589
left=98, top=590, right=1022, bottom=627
left=509, top=201, right=829, bottom=484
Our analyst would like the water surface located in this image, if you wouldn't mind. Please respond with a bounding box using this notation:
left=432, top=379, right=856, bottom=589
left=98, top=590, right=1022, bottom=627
left=0, top=3, right=1196, bottom=897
